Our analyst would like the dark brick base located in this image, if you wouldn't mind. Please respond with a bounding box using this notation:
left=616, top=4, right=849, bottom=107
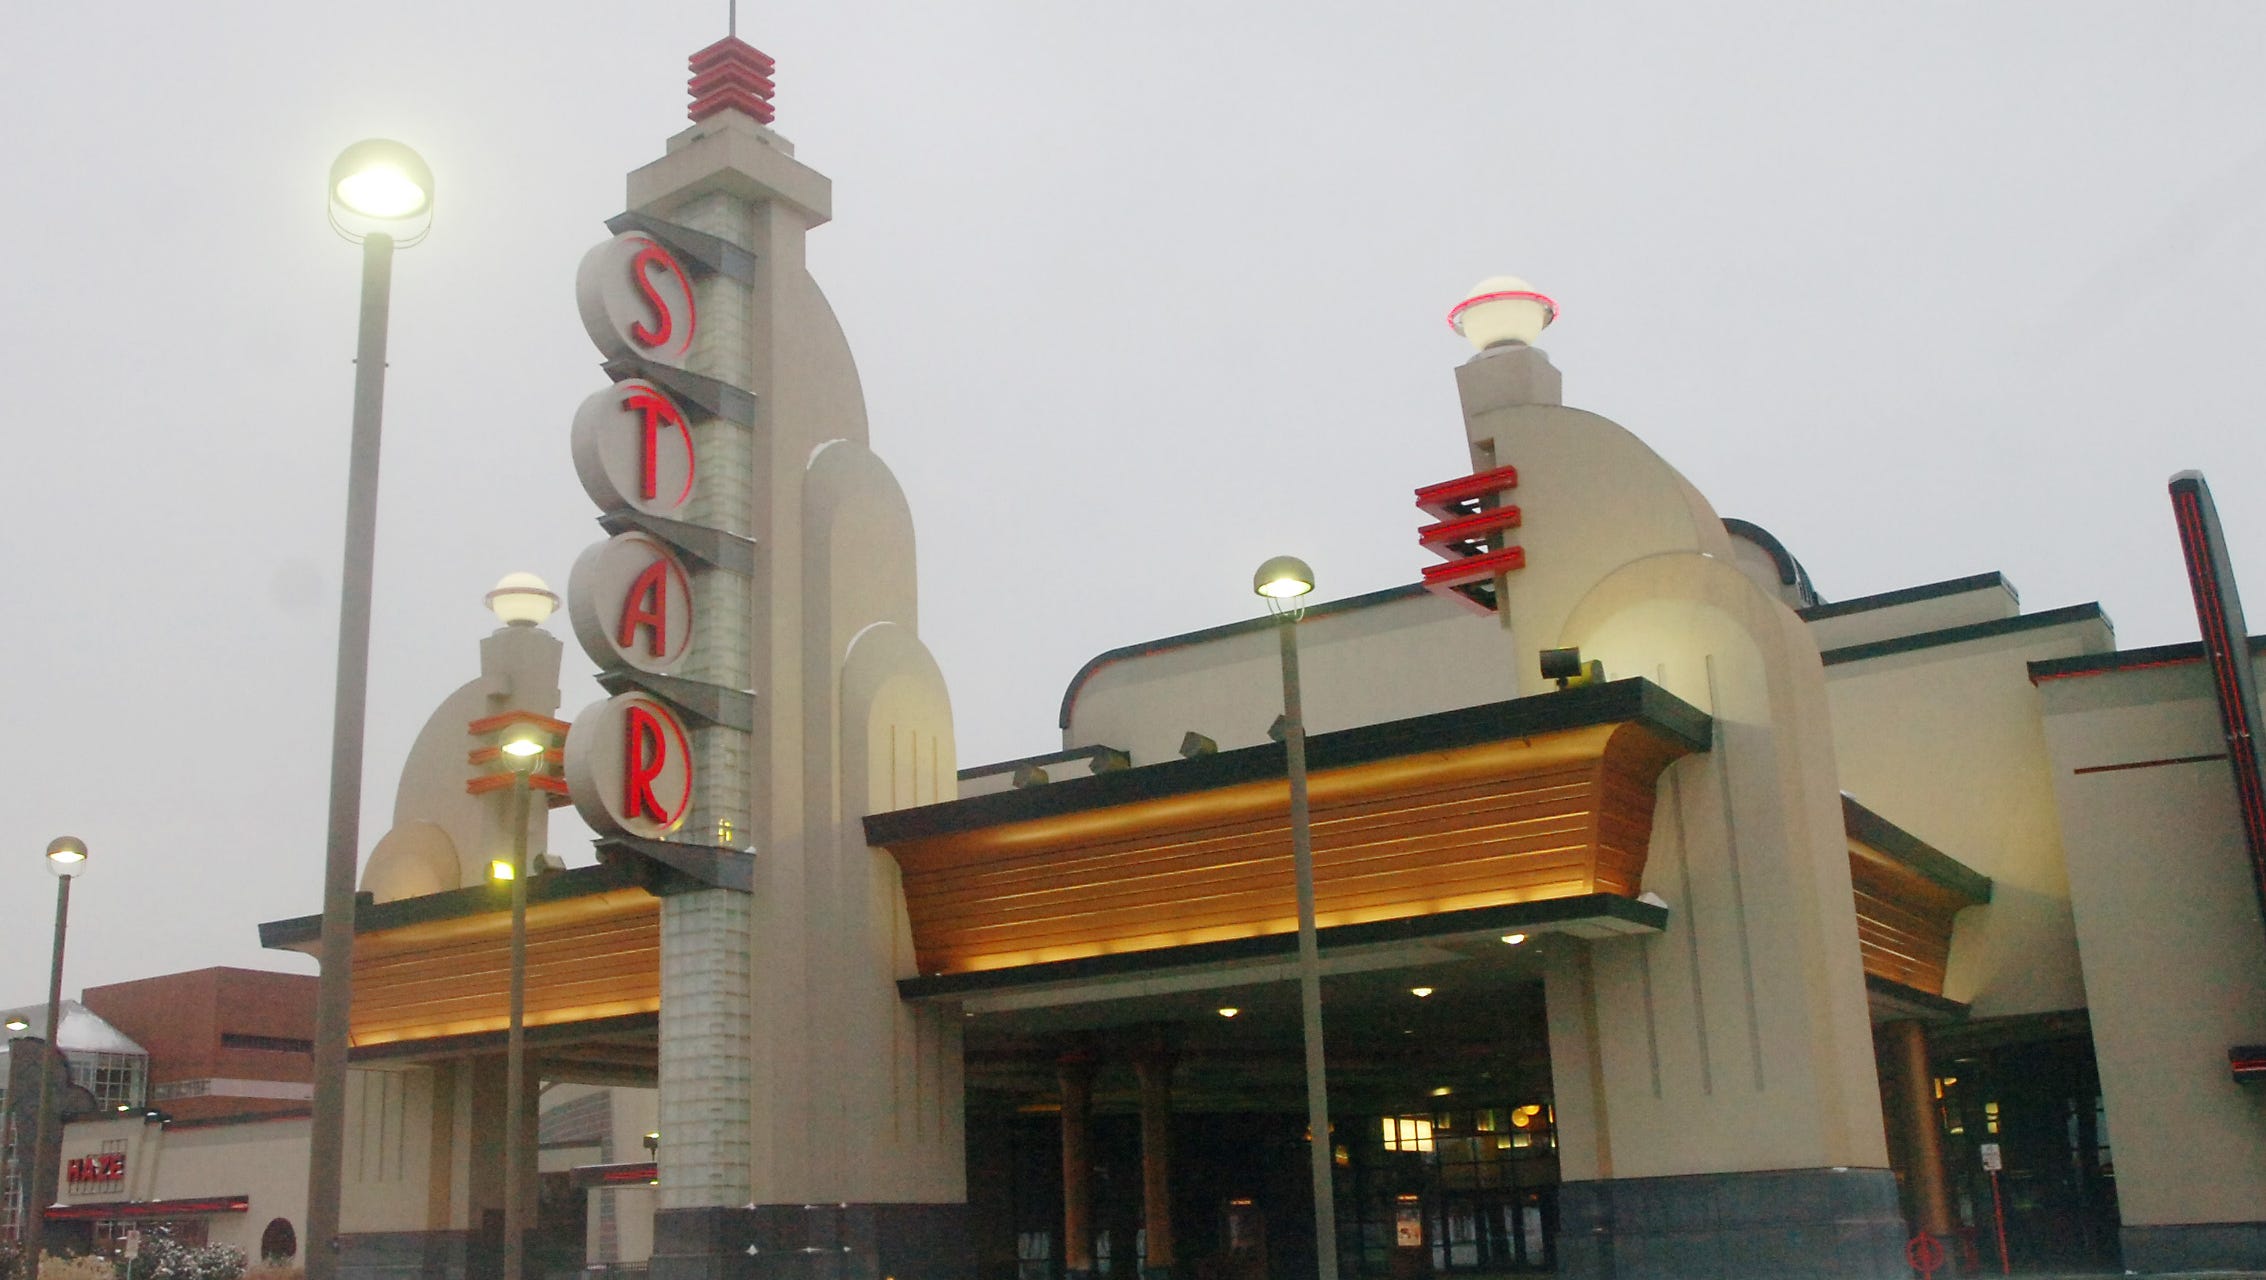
left=650, top=1203, right=972, bottom=1280
left=1556, top=1167, right=1906, bottom=1280
left=2122, top=1220, right=2266, bottom=1272
left=337, top=1230, right=481, bottom=1280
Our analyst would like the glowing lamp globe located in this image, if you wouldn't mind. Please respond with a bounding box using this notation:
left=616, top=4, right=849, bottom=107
left=330, top=139, right=434, bottom=221
left=1253, top=556, right=1316, bottom=600
left=46, top=835, right=88, bottom=879
left=486, top=572, right=560, bottom=627
left=1447, top=276, right=1558, bottom=351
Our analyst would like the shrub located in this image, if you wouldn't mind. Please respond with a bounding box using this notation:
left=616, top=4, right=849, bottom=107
left=37, top=1255, right=115, bottom=1280
left=117, top=1234, right=245, bottom=1280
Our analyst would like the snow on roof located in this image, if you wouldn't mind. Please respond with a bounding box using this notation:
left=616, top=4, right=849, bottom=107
left=0, top=1000, right=146, bottom=1058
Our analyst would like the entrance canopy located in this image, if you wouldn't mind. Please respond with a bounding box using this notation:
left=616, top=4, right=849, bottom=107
left=868, top=679, right=1710, bottom=1000
left=260, top=865, right=658, bottom=1079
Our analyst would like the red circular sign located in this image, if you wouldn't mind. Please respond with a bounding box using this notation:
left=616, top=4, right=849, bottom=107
left=572, top=379, right=696, bottom=518
left=576, top=233, right=698, bottom=367
left=568, top=532, right=696, bottom=676
left=1905, top=1233, right=1945, bottom=1278
left=564, top=693, right=695, bottom=840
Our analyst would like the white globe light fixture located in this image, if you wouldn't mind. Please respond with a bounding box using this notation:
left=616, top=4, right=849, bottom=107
left=46, top=835, right=88, bottom=879
left=1253, top=555, right=1316, bottom=601
left=330, top=139, right=434, bottom=227
left=486, top=572, right=561, bottom=628
left=1447, top=276, right=1558, bottom=352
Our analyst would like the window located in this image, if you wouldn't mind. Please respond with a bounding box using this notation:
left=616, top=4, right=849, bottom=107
left=260, top=1218, right=297, bottom=1261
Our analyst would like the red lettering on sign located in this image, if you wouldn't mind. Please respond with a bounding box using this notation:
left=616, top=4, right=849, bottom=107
left=621, top=388, right=692, bottom=504
left=68, top=1153, right=125, bottom=1183
left=628, top=244, right=693, bottom=351
left=618, top=560, right=672, bottom=657
left=624, top=704, right=669, bottom=823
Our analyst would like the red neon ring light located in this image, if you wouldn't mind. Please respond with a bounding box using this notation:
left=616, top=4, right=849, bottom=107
left=1446, top=289, right=1560, bottom=335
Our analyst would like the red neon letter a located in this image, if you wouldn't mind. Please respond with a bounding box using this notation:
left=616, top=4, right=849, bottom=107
left=617, top=560, right=671, bottom=657
left=624, top=705, right=668, bottom=823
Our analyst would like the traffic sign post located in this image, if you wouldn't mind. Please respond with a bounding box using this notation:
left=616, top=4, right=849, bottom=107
left=1979, top=1143, right=2010, bottom=1275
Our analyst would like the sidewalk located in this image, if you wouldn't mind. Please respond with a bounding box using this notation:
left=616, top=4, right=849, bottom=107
left=2023, top=1273, right=2266, bottom=1279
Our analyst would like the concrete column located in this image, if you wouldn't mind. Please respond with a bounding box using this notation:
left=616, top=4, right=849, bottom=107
left=1060, top=1054, right=1097, bottom=1280
left=1884, top=1020, right=1956, bottom=1243
left=1134, top=1049, right=1176, bottom=1280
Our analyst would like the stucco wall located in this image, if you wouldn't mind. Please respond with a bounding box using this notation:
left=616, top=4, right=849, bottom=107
left=1065, top=591, right=1513, bottom=763
left=155, top=1115, right=310, bottom=1259
left=2037, top=657, right=2266, bottom=1230
left=1819, top=613, right=2112, bottom=1015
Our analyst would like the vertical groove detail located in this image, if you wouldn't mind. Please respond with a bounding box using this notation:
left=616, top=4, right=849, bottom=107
left=1669, top=770, right=1711, bottom=1095
left=1704, top=654, right=1767, bottom=1092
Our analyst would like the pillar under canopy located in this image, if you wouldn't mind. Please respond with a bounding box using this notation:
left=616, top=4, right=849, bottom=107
left=1135, top=1048, right=1177, bottom=1280
left=1884, top=1020, right=1957, bottom=1243
left=1060, top=1053, right=1097, bottom=1280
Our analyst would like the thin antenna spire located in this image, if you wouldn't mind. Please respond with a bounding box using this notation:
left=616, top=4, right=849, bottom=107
left=728, top=1, right=737, bottom=37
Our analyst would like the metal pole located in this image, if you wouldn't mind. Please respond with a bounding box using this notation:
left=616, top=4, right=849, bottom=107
left=21, top=875, right=70, bottom=1277
left=306, top=229, right=396, bottom=1280
left=1279, top=618, right=1339, bottom=1280
left=503, top=775, right=532, bottom=1280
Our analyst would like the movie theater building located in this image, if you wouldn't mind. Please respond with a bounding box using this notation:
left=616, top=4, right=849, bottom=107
left=6, top=969, right=317, bottom=1262
left=254, top=32, right=2266, bottom=1280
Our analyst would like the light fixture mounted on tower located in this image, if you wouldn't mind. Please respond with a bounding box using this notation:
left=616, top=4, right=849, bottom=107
left=1447, top=276, right=1557, bottom=351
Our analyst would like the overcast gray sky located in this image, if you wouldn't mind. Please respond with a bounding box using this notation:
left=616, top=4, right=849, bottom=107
left=3, top=3, right=2262, bottom=996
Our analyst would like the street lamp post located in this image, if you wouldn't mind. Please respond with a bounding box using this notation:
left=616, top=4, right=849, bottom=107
left=308, top=138, right=433, bottom=1280
left=21, top=837, right=88, bottom=1279
left=1253, top=557, right=1339, bottom=1280
left=494, top=721, right=551, bottom=1280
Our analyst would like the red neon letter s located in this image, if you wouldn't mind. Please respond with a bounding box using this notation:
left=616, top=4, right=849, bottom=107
left=629, top=245, right=677, bottom=349
left=624, top=705, right=668, bottom=823
left=617, top=560, right=671, bottom=657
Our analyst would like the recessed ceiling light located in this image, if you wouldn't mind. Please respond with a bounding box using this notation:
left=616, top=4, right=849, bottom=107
left=1410, top=987, right=1434, bottom=998
left=1501, top=933, right=1528, bottom=946
left=3, top=1017, right=26, bottom=1031
left=1218, top=1007, right=1240, bottom=1019
left=1430, top=1086, right=1453, bottom=1097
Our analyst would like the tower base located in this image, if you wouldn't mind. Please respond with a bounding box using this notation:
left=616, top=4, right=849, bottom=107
left=1556, top=1168, right=1906, bottom=1280
left=650, top=1203, right=972, bottom=1280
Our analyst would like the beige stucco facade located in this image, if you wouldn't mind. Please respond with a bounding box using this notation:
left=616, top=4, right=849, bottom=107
left=2039, top=654, right=2266, bottom=1239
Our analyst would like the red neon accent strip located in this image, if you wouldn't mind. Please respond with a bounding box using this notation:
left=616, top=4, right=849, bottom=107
left=1420, top=544, right=1526, bottom=587
left=2172, top=488, right=2266, bottom=915
left=689, top=37, right=776, bottom=74
left=1418, top=504, right=1525, bottom=561
left=468, top=711, right=572, bottom=737
left=1414, top=464, right=1521, bottom=520
left=690, top=87, right=777, bottom=125
left=599, top=1163, right=660, bottom=1185
left=2031, top=654, right=2206, bottom=683
left=1446, top=289, right=1559, bottom=335
left=2071, top=753, right=2226, bottom=776
left=689, top=65, right=778, bottom=99
left=46, top=1196, right=249, bottom=1221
